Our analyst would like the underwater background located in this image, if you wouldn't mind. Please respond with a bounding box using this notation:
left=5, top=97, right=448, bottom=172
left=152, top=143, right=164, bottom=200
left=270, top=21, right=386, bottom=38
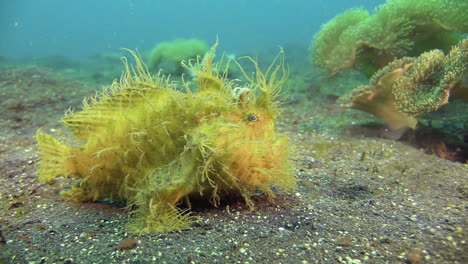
left=1, top=0, right=385, bottom=59
left=0, top=0, right=467, bottom=263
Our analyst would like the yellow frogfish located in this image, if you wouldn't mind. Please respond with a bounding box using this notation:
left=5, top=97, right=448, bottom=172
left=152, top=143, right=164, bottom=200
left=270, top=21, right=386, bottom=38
left=35, top=42, right=295, bottom=233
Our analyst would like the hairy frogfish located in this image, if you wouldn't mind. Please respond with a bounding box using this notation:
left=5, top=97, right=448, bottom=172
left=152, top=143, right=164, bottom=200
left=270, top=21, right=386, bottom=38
left=35, top=42, right=295, bottom=233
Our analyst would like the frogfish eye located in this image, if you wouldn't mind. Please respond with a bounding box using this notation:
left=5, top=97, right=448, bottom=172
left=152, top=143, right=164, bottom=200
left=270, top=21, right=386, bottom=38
left=247, top=114, right=258, bottom=122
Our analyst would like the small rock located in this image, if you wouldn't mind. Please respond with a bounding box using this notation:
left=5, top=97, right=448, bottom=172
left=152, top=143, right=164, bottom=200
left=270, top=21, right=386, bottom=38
left=117, top=237, right=138, bottom=250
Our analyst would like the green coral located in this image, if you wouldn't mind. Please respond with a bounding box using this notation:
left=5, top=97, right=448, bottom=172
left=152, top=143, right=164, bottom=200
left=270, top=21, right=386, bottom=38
left=339, top=57, right=418, bottom=130
left=150, top=38, right=209, bottom=75
left=311, top=0, right=467, bottom=77
left=311, top=8, right=369, bottom=74
left=393, top=39, right=468, bottom=116
left=341, top=39, right=467, bottom=130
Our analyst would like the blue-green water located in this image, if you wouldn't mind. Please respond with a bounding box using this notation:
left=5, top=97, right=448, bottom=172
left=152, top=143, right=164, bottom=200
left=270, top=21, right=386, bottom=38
left=1, top=0, right=384, bottom=59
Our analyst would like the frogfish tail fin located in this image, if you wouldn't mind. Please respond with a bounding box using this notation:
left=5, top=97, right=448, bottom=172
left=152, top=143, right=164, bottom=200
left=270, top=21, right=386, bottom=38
left=35, top=132, right=74, bottom=182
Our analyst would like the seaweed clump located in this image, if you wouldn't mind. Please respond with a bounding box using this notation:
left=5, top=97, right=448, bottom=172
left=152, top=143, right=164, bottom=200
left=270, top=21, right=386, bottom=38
left=311, top=0, right=467, bottom=77
left=35, top=42, right=295, bottom=233
left=393, top=39, right=468, bottom=116
left=149, top=38, right=208, bottom=75
left=340, top=39, right=467, bottom=130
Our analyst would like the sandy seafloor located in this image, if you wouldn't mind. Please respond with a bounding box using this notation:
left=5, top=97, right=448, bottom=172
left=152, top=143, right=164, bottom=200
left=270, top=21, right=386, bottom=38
left=0, top=62, right=467, bottom=264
